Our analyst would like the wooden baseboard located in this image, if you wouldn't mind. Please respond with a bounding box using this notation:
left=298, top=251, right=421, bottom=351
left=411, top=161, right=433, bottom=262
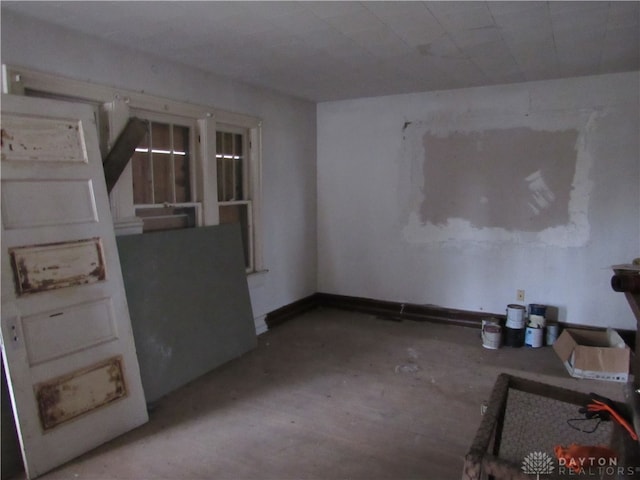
left=265, top=292, right=498, bottom=330
left=264, top=294, right=320, bottom=329
left=264, top=292, right=637, bottom=351
left=315, top=292, right=494, bottom=328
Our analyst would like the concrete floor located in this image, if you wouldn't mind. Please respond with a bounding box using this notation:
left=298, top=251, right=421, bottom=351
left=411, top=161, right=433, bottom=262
left=14, top=308, right=626, bottom=480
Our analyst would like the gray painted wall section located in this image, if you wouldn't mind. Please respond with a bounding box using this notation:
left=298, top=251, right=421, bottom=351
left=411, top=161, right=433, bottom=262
left=116, top=225, right=257, bottom=403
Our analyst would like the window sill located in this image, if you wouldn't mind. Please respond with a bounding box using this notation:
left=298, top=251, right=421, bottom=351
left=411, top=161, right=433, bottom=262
left=113, top=217, right=144, bottom=236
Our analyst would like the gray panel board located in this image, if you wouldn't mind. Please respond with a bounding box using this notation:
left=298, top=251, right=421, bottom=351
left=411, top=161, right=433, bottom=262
left=116, top=224, right=257, bottom=403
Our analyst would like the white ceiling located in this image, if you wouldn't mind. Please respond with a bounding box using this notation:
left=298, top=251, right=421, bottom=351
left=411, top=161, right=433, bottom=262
left=3, top=1, right=639, bottom=102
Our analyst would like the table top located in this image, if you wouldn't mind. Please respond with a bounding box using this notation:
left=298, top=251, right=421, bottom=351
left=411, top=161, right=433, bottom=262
left=464, top=374, right=640, bottom=480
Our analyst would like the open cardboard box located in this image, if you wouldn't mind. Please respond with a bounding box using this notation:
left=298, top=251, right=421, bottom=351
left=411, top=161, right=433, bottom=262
left=553, top=328, right=631, bottom=382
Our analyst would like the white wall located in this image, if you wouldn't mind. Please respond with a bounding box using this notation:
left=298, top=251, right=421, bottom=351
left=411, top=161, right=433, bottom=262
left=1, top=11, right=318, bottom=332
left=318, top=73, right=640, bottom=330
left=3, top=11, right=639, bottom=331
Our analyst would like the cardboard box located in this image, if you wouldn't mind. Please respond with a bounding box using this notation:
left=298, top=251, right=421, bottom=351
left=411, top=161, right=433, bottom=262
left=553, top=328, right=630, bottom=382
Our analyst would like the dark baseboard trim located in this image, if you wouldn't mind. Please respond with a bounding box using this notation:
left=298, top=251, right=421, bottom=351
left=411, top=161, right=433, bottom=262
left=264, top=294, right=320, bottom=329
left=264, top=292, right=636, bottom=351
left=315, top=292, right=495, bottom=328
left=265, top=292, right=501, bottom=330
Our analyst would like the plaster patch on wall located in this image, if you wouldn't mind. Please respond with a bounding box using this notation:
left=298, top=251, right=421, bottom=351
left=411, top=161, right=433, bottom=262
left=401, top=111, right=598, bottom=247
left=420, top=127, right=577, bottom=230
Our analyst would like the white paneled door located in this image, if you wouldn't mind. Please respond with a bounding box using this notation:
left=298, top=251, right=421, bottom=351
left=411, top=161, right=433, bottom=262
left=1, top=94, right=148, bottom=478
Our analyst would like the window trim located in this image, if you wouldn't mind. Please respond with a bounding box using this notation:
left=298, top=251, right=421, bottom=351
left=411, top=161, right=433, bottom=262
left=2, top=65, right=260, bottom=127
left=3, top=64, right=265, bottom=273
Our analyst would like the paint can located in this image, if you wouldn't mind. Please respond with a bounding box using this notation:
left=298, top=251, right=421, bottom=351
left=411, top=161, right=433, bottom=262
left=504, top=326, right=525, bottom=348
left=506, top=304, right=526, bottom=329
left=529, top=304, right=547, bottom=317
left=482, top=323, right=502, bottom=349
left=524, top=326, right=544, bottom=348
left=546, top=322, right=559, bottom=346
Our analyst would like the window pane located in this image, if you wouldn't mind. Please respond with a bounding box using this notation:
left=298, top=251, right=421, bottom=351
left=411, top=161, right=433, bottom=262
left=222, top=132, right=233, bottom=155
left=216, top=157, right=225, bottom=201
left=217, top=130, right=245, bottom=202
left=234, top=153, right=243, bottom=200
left=132, top=128, right=152, bottom=204
left=219, top=204, right=250, bottom=268
left=216, top=131, right=224, bottom=201
left=151, top=122, right=170, bottom=151
left=234, top=133, right=244, bottom=200
left=223, top=132, right=234, bottom=201
left=153, top=153, right=173, bottom=203
left=217, top=131, right=235, bottom=202
left=173, top=125, right=190, bottom=202
left=234, top=133, right=243, bottom=157
left=132, top=120, right=192, bottom=207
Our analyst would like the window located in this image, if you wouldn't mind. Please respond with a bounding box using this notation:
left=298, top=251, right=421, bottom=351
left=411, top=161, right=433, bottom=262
left=3, top=65, right=264, bottom=273
left=130, top=117, right=200, bottom=232
left=217, top=126, right=252, bottom=269
left=133, top=122, right=191, bottom=205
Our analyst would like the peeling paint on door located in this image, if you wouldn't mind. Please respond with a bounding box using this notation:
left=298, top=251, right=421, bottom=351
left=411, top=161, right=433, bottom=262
left=1, top=115, right=88, bottom=163
left=35, top=356, right=127, bottom=431
left=9, top=238, right=106, bottom=295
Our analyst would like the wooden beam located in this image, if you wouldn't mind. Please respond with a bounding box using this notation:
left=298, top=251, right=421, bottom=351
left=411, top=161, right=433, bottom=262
left=102, top=117, right=147, bottom=193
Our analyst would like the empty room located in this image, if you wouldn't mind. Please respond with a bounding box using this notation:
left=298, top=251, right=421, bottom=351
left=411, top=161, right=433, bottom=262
left=1, top=2, right=639, bottom=479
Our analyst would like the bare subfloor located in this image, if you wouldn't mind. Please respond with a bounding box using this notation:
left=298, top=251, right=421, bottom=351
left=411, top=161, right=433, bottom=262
left=31, top=309, right=625, bottom=480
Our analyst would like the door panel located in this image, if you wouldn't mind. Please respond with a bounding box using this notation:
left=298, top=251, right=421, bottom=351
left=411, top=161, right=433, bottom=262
left=22, top=298, right=117, bottom=366
left=34, top=356, right=126, bottom=430
left=1, top=179, right=99, bottom=228
left=1, top=94, right=148, bottom=479
left=0, top=114, right=88, bottom=163
left=9, top=237, right=106, bottom=295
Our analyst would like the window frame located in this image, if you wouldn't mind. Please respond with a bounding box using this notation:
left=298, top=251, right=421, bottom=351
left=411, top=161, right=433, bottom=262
left=2, top=64, right=264, bottom=273
left=216, top=123, right=254, bottom=271
left=128, top=111, right=200, bottom=227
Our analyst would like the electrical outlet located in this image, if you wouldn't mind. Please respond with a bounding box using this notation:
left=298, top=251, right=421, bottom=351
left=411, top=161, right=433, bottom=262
left=517, top=289, right=525, bottom=302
